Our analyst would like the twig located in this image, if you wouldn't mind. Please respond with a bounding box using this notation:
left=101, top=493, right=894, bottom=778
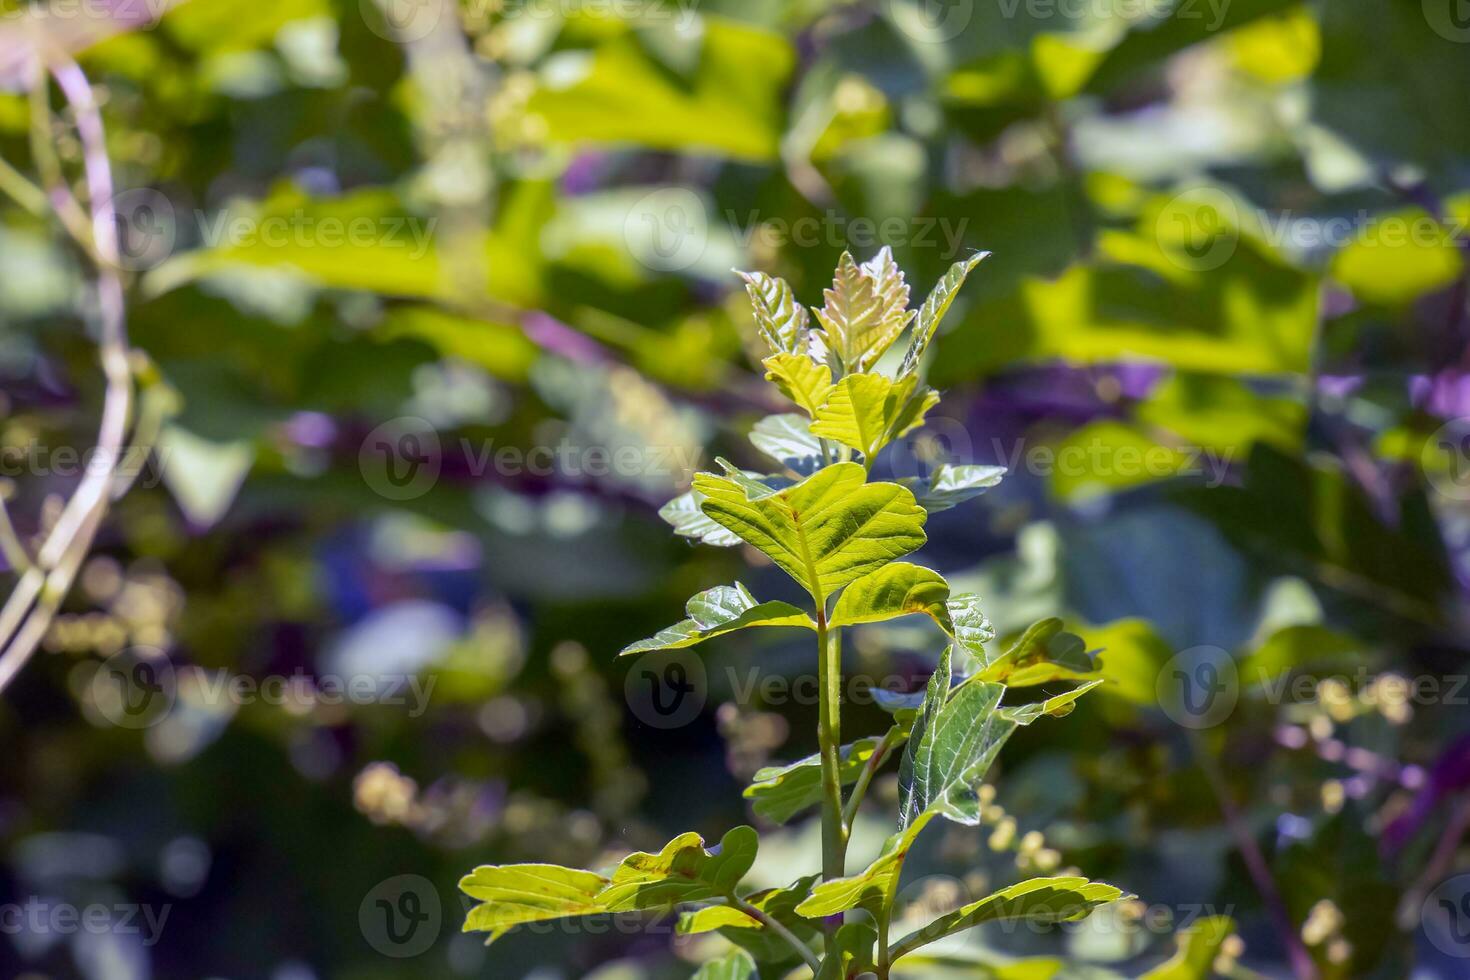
left=1191, top=732, right=1317, bottom=980
left=725, top=892, right=822, bottom=974
left=0, top=54, right=136, bottom=694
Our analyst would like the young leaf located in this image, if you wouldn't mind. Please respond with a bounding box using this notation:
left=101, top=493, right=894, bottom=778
left=794, top=820, right=927, bottom=918
left=814, top=251, right=910, bottom=373
left=763, top=352, right=833, bottom=417
left=749, top=413, right=823, bottom=470
left=459, top=864, right=610, bottom=942
left=888, top=876, right=1128, bottom=962
left=912, top=463, right=1007, bottom=512
left=1140, top=915, right=1236, bottom=980
left=745, top=726, right=908, bottom=824
left=599, top=826, right=759, bottom=912
left=831, top=578, right=995, bottom=668
left=619, top=582, right=815, bottom=656
left=977, top=618, right=1095, bottom=685
left=810, top=373, right=931, bottom=462
left=861, top=246, right=915, bottom=358
left=660, top=490, right=742, bottom=547
left=692, top=947, right=758, bottom=980
left=693, top=462, right=927, bottom=602
left=739, top=270, right=810, bottom=355
left=899, top=671, right=1018, bottom=828
left=1000, top=679, right=1106, bottom=726
left=678, top=905, right=761, bottom=933
left=816, top=921, right=878, bottom=980
left=829, top=562, right=950, bottom=629
left=899, top=251, right=990, bottom=378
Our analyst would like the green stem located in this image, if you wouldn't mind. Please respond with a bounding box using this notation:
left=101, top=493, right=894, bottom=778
left=841, top=728, right=897, bottom=829
left=815, top=609, right=846, bottom=933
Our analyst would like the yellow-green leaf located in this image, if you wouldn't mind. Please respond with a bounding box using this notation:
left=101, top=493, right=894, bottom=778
left=763, top=352, right=833, bottom=417
left=693, top=462, right=927, bottom=602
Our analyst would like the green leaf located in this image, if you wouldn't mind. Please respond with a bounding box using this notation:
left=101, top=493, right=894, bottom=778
left=678, top=904, right=760, bottom=933
left=693, top=462, right=927, bottom=602
left=813, top=251, right=909, bottom=373
left=750, top=413, right=823, bottom=469
left=810, top=373, right=932, bottom=462
left=913, top=464, right=1007, bottom=512
left=977, top=618, right=1094, bottom=685
left=739, top=270, right=810, bottom=354
left=599, top=826, right=759, bottom=912
left=794, top=825, right=919, bottom=919
left=691, top=948, right=757, bottom=980
left=525, top=19, right=794, bottom=162
left=1000, top=680, right=1106, bottom=726
left=899, top=251, right=990, bottom=377
left=745, top=728, right=907, bottom=824
left=890, top=876, right=1128, bottom=962
left=827, top=564, right=994, bottom=661
left=861, top=246, right=915, bottom=359
left=619, top=582, right=814, bottom=656
left=947, top=593, right=997, bottom=660
left=459, top=863, right=609, bottom=942
left=660, top=490, right=742, bottom=547
left=815, top=922, right=878, bottom=980
left=763, top=352, right=833, bottom=417
left=899, top=665, right=1017, bottom=829
left=1140, top=915, right=1237, bottom=980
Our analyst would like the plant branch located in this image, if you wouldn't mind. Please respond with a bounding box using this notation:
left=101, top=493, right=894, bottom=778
left=815, top=608, right=846, bottom=939
left=1191, top=732, right=1317, bottom=980
left=841, top=726, right=899, bottom=829
left=725, top=893, right=821, bottom=974
left=0, top=54, right=136, bottom=695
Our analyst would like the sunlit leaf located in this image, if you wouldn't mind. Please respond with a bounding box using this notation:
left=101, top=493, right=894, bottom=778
left=619, top=582, right=814, bottom=656
left=899, top=251, right=990, bottom=377
left=660, top=490, right=742, bottom=547
left=599, top=826, right=759, bottom=911
left=763, top=352, right=834, bottom=417
left=1140, top=915, right=1236, bottom=980
left=693, top=462, right=927, bottom=602
left=1000, top=680, right=1106, bottom=726
left=750, top=413, right=823, bottom=469
left=810, top=373, right=930, bottom=462
left=524, top=18, right=794, bottom=162
left=899, top=647, right=1017, bottom=829
left=691, top=947, right=757, bottom=980
left=813, top=251, right=908, bottom=372
left=745, top=727, right=907, bottom=824
left=459, top=863, right=609, bottom=942
left=890, top=876, right=1128, bottom=962
left=912, top=463, right=1007, bottom=512
left=739, top=270, right=810, bottom=354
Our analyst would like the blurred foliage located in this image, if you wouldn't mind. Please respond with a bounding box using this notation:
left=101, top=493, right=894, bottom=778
left=0, top=0, right=1468, bottom=977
